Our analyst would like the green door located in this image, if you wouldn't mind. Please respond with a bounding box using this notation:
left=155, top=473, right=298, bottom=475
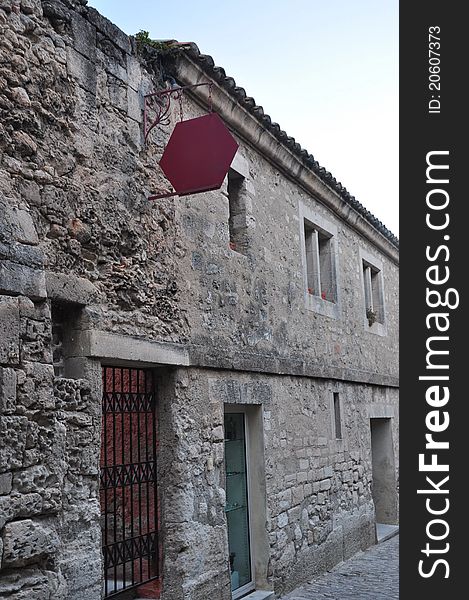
left=224, top=413, right=253, bottom=596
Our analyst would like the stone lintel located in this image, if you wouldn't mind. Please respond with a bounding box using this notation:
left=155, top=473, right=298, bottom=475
left=70, top=330, right=190, bottom=367
left=45, top=271, right=98, bottom=306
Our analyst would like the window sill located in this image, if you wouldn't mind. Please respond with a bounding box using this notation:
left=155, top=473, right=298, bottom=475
left=305, top=293, right=340, bottom=319
left=364, top=319, right=387, bottom=337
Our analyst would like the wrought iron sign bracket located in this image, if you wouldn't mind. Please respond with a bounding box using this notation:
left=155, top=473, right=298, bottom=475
left=144, top=82, right=213, bottom=143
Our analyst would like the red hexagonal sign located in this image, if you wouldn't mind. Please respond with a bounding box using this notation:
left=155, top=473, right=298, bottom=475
left=159, top=112, right=239, bottom=196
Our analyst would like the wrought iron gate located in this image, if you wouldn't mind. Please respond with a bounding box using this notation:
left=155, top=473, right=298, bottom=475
left=100, top=367, right=160, bottom=598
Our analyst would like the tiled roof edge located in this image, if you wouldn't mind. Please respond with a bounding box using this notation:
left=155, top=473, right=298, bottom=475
left=184, top=43, right=399, bottom=249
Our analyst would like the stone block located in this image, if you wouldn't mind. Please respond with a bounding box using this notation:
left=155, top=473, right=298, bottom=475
left=0, top=260, right=46, bottom=299
left=1, top=519, right=59, bottom=567
left=292, top=485, right=305, bottom=506
left=66, top=46, right=97, bottom=94
left=87, top=7, right=132, bottom=54
left=0, top=296, right=20, bottom=364
left=0, top=569, right=66, bottom=600
left=0, top=568, right=61, bottom=599
left=126, top=117, right=143, bottom=149
left=12, top=465, right=51, bottom=494
left=0, top=415, right=28, bottom=471
left=58, top=548, right=103, bottom=600
left=0, top=241, right=44, bottom=268
left=18, top=178, right=41, bottom=206
left=126, top=53, right=142, bottom=91
left=1, top=206, right=39, bottom=245
left=45, top=271, right=98, bottom=305
left=70, top=11, right=96, bottom=60
left=0, top=471, right=12, bottom=495
left=0, top=492, right=43, bottom=529
left=98, top=47, right=128, bottom=84
left=277, top=512, right=288, bottom=528
left=127, top=87, right=143, bottom=123
left=297, top=471, right=308, bottom=484
left=0, top=366, right=17, bottom=413
left=231, top=152, right=250, bottom=179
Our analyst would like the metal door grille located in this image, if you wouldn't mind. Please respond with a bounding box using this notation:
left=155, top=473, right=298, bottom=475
left=100, top=367, right=160, bottom=598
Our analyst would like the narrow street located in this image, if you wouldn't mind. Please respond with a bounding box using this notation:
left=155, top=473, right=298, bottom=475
left=280, top=535, right=399, bottom=600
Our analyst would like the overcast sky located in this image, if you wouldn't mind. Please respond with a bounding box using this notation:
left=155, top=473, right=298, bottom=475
left=88, top=0, right=399, bottom=236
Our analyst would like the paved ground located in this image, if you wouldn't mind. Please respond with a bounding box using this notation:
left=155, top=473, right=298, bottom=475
left=280, top=535, right=399, bottom=600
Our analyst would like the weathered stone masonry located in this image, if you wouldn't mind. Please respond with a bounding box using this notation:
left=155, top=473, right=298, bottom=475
left=1, top=1, right=398, bottom=599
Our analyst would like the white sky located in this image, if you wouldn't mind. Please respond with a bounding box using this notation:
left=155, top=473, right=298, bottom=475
left=88, top=0, right=399, bottom=236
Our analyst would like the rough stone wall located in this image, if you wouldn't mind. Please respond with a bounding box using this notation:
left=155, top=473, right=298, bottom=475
left=1, top=0, right=187, bottom=342
left=0, top=294, right=101, bottom=599
left=157, top=369, right=232, bottom=600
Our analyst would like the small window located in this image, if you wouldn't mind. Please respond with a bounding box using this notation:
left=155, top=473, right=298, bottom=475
left=363, top=261, right=384, bottom=326
left=304, top=221, right=336, bottom=303
left=51, top=302, right=80, bottom=377
left=228, top=169, right=248, bottom=254
left=51, top=303, right=66, bottom=377
left=333, top=392, right=342, bottom=439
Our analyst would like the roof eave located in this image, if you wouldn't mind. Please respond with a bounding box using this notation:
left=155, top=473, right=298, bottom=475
left=172, top=46, right=399, bottom=264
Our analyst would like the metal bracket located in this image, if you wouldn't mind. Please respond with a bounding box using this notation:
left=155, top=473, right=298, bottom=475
left=144, top=82, right=213, bottom=143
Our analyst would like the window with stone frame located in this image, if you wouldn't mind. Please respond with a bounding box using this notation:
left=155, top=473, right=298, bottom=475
left=333, top=392, right=342, bottom=439
left=362, top=260, right=385, bottom=326
left=228, top=168, right=248, bottom=255
left=304, top=220, right=337, bottom=303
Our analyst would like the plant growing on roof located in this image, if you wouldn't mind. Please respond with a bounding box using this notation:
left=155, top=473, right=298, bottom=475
left=134, top=31, right=188, bottom=56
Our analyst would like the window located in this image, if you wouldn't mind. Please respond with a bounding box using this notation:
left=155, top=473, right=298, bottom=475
left=299, top=201, right=340, bottom=318
left=228, top=169, right=248, bottom=254
left=362, top=261, right=384, bottom=326
left=333, top=392, right=342, bottom=439
left=359, top=248, right=386, bottom=335
left=304, top=223, right=336, bottom=302
left=51, top=302, right=80, bottom=377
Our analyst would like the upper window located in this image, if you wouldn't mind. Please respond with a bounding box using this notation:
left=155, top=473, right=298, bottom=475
left=304, top=223, right=336, bottom=303
left=360, top=249, right=386, bottom=335
left=363, top=262, right=384, bottom=325
left=228, top=168, right=248, bottom=255
left=299, top=200, right=340, bottom=319
left=333, top=392, right=342, bottom=440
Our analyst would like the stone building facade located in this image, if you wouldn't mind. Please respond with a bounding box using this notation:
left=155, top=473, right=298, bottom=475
left=0, top=1, right=399, bottom=599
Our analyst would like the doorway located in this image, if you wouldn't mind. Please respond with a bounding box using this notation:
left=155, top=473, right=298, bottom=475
left=100, top=366, right=160, bottom=598
left=224, top=412, right=254, bottom=598
left=370, top=418, right=398, bottom=525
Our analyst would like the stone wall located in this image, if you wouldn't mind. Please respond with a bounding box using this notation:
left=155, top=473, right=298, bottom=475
left=0, top=295, right=101, bottom=599
left=195, top=369, right=397, bottom=596
left=1, top=0, right=186, bottom=342
left=157, top=369, right=232, bottom=600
